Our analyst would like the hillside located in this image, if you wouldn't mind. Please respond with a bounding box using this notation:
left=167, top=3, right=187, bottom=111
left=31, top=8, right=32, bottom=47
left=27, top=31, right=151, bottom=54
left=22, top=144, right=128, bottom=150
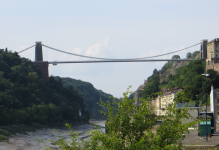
left=57, top=77, right=114, bottom=120
left=133, top=51, right=219, bottom=105
left=0, top=49, right=89, bottom=126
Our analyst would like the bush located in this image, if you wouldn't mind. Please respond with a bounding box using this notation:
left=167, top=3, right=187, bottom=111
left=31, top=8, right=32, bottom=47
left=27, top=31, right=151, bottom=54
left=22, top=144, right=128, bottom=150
left=44, top=87, right=200, bottom=150
left=0, top=129, right=10, bottom=136
left=0, top=134, right=8, bottom=141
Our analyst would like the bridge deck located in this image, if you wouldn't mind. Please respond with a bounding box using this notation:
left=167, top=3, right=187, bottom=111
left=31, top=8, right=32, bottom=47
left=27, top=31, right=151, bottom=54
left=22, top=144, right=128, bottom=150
left=47, top=59, right=196, bottom=64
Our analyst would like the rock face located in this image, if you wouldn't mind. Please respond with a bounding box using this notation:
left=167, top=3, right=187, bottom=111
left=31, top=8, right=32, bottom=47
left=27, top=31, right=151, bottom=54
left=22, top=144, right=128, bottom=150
left=133, top=80, right=147, bottom=104
left=160, top=61, right=189, bottom=83
left=160, top=54, right=201, bottom=83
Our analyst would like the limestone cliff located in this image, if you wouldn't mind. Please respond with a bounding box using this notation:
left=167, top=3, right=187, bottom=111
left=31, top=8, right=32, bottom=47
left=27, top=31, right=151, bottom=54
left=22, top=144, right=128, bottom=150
left=159, top=61, right=189, bottom=83
left=133, top=80, right=147, bottom=101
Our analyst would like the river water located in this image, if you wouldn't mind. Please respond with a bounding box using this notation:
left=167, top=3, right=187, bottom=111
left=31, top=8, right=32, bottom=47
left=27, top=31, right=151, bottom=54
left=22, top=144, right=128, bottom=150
left=0, top=121, right=105, bottom=150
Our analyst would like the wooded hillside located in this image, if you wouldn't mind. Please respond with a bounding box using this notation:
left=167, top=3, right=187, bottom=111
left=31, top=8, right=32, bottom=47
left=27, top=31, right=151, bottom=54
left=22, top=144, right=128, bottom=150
left=0, top=49, right=89, bottom=126
left=58, top=77, right=114, bottom=119
left=139, top=52, right=219, bottom=105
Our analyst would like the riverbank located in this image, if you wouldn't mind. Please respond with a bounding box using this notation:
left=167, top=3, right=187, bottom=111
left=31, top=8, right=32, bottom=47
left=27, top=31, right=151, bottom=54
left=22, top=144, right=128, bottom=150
left=0, top=121, right=104, bottom=150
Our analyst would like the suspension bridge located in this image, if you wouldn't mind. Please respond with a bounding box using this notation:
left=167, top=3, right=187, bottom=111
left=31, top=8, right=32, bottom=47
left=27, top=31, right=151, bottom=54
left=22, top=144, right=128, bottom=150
left=16, top=41, right=200, bottom=81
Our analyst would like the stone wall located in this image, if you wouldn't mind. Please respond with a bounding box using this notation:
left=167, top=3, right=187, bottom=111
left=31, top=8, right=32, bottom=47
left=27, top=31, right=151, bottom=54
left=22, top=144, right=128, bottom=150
left=206, top=63, right=219, bottom=73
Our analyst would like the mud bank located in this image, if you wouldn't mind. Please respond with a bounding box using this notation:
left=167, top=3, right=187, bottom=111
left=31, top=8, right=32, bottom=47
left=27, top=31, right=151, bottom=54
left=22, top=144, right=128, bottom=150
left=0, top=121, right=104, bottom=150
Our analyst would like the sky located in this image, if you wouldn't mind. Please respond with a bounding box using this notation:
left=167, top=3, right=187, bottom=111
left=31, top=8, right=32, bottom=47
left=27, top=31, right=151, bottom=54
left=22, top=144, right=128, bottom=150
left=1, top=0, right=219, bottom=98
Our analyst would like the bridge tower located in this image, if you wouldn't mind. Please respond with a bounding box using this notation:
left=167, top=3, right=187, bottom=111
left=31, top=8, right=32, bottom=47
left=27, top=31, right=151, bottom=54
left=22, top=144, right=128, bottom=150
left=200, top=39, right=208, bottom=60
left=35, top=41, right=43, bottom=61
left=33, top=41, right=49, bottom=82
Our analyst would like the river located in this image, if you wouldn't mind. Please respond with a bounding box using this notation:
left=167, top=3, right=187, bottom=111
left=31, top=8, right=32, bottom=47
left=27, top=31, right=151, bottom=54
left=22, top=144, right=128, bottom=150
left=0, top=121, right=105, bottom=150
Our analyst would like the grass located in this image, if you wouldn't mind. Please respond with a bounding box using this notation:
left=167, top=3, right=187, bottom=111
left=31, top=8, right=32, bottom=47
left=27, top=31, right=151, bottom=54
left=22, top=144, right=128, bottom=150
left=0, top=129, right=10, bottom=136
left=0, top=134, right=8, bottom=141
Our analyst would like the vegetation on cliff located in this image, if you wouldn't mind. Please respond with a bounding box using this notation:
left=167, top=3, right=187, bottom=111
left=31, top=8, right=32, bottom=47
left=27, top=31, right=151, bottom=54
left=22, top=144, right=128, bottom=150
left=0, top=49, right=89, bottom=126
left=141, top=51, right=219, bottom=105
left=57, top=77, right=114, bottom=120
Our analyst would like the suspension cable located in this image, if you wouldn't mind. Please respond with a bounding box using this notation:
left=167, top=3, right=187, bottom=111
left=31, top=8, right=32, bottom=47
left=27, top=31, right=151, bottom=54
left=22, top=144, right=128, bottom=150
left=42, top=43, right=200, bottom=60
left=18, top=45, right=36, bottom=53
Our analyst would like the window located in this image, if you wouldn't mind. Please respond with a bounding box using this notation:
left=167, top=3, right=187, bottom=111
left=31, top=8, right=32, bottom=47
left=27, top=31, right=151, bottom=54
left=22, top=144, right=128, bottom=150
left=216, top=53, right=218, bottom=58
left=218, top=105, right=219, bottom=111
left=217, top=99, right=219, bottom=104
left=159, top=98, right=161, bottom=109
left=217, top=92, right=219, bottom=96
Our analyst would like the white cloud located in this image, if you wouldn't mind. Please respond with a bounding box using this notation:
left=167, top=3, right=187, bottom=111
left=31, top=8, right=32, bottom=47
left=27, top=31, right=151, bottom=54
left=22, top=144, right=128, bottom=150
left=85, top=38, right=110, bottom=58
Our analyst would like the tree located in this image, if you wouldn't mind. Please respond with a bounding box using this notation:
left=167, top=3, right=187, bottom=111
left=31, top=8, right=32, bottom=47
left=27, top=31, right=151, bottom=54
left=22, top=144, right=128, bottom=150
left=47, top=87, right=200, bottom=150
left=186, top=52, right=192, bottom=59
left=153, top=68, right=159, bottom=75
left=192, top=51, right=200, bottom=59
left=0, top=50, right=90, bottom=126
left=142, top=69, right=160, bottom=98
left=172, top=55, right=180, bottom=60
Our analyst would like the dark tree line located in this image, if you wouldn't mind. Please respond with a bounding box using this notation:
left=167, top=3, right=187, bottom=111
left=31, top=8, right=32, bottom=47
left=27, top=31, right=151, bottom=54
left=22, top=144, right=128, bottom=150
left=59, top=77, right=114, bottom=120
left=0, top=49, right=89, bottom=126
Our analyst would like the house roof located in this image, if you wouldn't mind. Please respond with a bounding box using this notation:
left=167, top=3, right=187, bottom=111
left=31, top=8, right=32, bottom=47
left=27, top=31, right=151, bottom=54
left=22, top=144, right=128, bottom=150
left=162, top=88, right=183, bottom=96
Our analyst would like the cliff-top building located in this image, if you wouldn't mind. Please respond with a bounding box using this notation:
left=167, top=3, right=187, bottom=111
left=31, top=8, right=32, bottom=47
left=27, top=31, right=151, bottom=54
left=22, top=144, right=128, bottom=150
left=201, top=38, right=219, bottom=73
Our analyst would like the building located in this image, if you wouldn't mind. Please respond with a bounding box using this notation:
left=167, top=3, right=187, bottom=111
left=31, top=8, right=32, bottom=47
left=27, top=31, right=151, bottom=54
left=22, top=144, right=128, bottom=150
left=210, top=85, right=219, bottom=132
left=203, top=38, right=219, bottom=73
left=150, top=88, right=183, bottom=116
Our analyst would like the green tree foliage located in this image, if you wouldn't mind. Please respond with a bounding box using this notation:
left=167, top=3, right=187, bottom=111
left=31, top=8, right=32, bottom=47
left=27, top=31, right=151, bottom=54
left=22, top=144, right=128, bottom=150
left=57, top=77, right=114, bottom=120
left=172, top=55, right=180, bottom=59
left=142, top=69, right=160, bottom=98
left=142, top=58, right=219, bottom=105
left=128, top=92, right=134, bottom=99
left=192, top=51, right=200, bottom=59
left=186, top=52, right=192, bottom=59
left=0, top=49, right=89, bottom=126
left=167, top=60, right=219, bottom=104
left=46, top=87, right=199, bottom=150
left=160, top=61, right=173, bottom=74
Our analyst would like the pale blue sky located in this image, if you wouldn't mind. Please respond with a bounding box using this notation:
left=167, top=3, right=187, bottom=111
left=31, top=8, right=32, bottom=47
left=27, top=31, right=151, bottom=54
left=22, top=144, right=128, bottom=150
left=1, top=0, right=219, bottom=97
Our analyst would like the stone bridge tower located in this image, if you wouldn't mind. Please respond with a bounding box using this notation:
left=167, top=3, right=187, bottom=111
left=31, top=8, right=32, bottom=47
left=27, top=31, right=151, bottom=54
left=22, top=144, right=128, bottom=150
left=33, top=42, right=49, bottom=82
left=200, top=39, right=208, bottom=60
left=205, top=38, right=219, bottom=73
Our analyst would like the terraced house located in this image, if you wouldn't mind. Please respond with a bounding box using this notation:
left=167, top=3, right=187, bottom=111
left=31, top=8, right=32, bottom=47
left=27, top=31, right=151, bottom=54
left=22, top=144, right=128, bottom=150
left=150, top=88, right=183, bottom=116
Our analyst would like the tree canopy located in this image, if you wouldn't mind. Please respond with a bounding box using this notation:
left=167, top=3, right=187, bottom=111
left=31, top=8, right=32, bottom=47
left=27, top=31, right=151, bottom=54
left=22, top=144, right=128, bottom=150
left=47, top=87, right=199, bottom=150
left=58, top=77, right=114, bottom=120
left=0, top=49, right=89, bottom=126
